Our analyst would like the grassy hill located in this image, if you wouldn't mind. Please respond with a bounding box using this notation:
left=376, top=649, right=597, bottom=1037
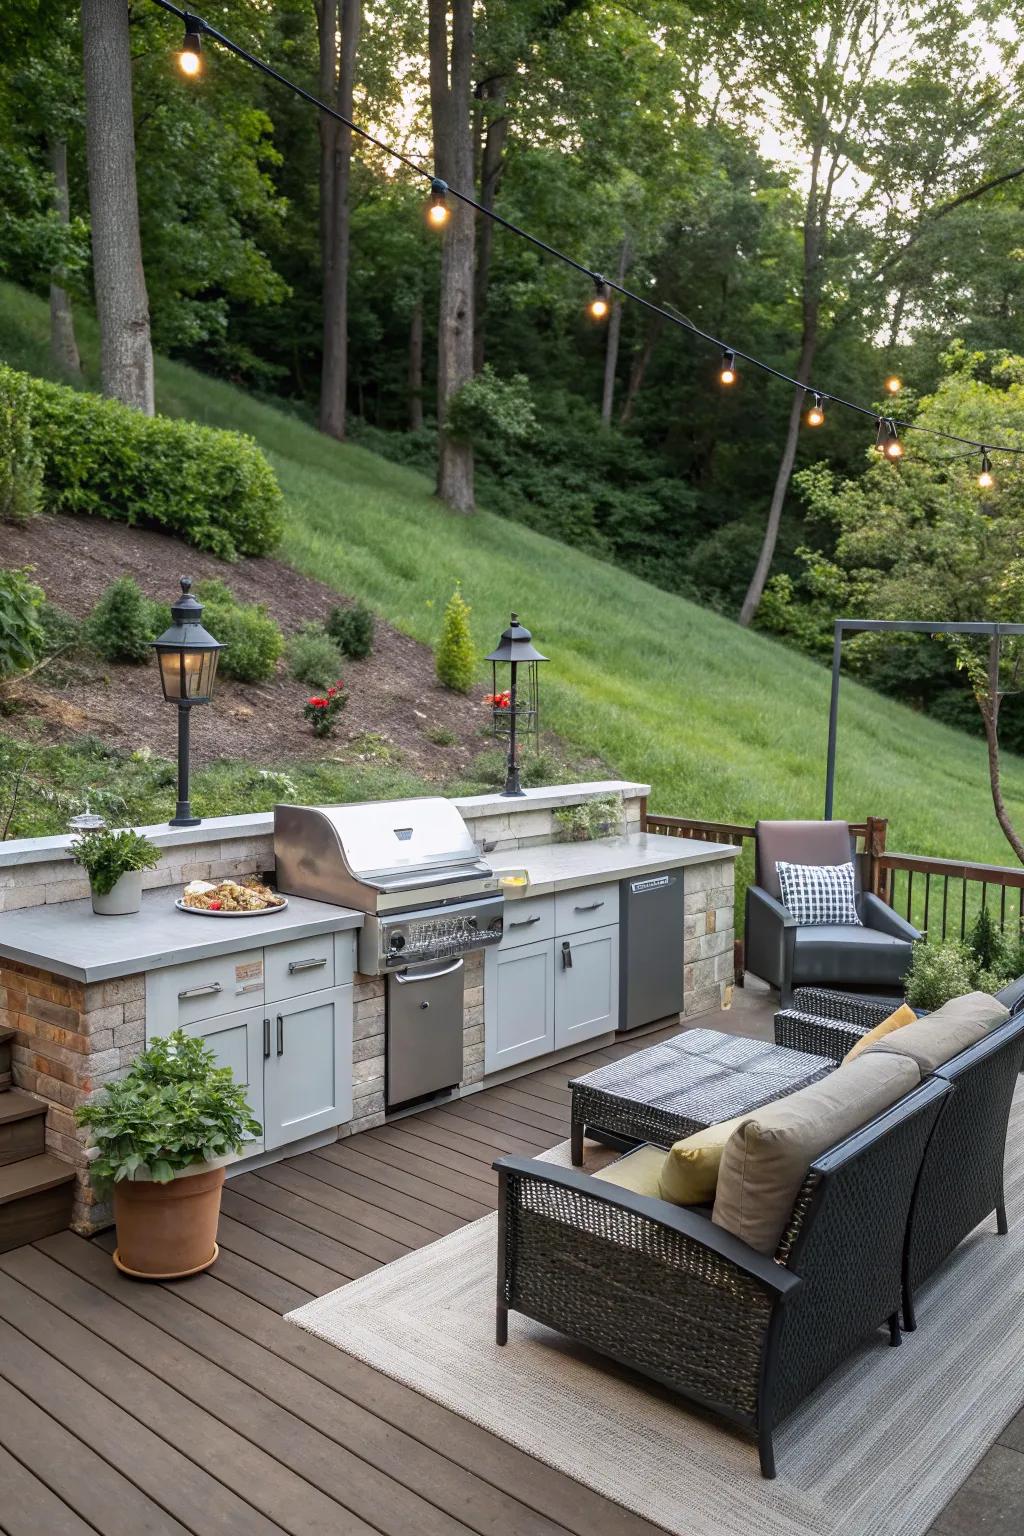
left=3, top=277, right=1022, bottom=868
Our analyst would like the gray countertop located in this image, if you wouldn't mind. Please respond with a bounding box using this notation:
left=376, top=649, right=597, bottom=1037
left=490, top=831, right=739, bottom=897
left=0, top=889, right=363, bottom=984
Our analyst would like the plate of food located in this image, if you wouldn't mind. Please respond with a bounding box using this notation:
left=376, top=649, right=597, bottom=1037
left=176, top=878, right=288, bottom=917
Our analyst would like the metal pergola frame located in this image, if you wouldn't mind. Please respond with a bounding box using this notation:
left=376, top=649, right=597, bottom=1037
left=824, top=618, right=1024, bottom=818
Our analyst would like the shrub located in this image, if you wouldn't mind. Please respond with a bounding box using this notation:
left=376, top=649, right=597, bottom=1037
left=85, top=577, right=165, bottom=664
left=303, top=681, right=347, bottom=738
left=435, top=585, right=475, bottom=693
left=426, top=725, right=458, bottom=747
left=0, top=566, right=46, bottom=680
left=194, top=579, right=284, bottom=683
left=2, top=364, right=283, bottom=559
left=0, top=365, right=42, bottom=523
left=904, top=941, right=976, bottom=1010
left=326, top=601, right=374, bottom=660
left=288, top=622, right=342, bottom=689
left=445, top=365, right=537, bottom=446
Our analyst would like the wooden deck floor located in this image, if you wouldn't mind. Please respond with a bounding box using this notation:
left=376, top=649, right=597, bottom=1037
left=0, top=989, right=1020, bottom=1536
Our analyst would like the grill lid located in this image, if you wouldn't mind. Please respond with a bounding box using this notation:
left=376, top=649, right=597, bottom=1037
left=274, top=798, right=490, bottom=898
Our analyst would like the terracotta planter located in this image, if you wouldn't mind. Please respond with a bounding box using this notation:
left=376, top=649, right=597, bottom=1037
left=112, top=1165, right=225, bottom=1279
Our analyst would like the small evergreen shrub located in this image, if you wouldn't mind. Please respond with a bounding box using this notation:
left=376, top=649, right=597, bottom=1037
left=0, top=365, right=42, bottom=523
left=194, top=579, right=283, bottom=683
left=435, top=585, right=475, bottom=693
left=85, top=577, right=164, bottom=664
left=0, top=566, right=45, bottom=679
left=2, top=365, right=283, bottom=559
left=326, top=602, right=374, bottom=660
left=288, top=622, right=342, bottom=689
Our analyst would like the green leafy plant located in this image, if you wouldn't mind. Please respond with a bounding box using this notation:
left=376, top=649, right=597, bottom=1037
left=76, top=1030, right=262, bottom=1186
left=69, top=825, right=161, bottom=895
left=4, top=364, right=283, bottom=559
left=0, top=364, right=42, bottom=523
left=195, top=579, right=283, bottom=683
left=445, top=365, right=537, bottom=446
left=84, top=576, right=166, bottom=665
left=326, top=601, right=375, bottom=660
left=0, top=566, right=45, bottom=680
left=426, top=725, right=458, bottom=746
left=288, top=621, right=342, bottom=688
left=303, top=681, right=347, bottom=738
left=967, top=907, right=1010, bottom=975
left=904, top=929, right=1014, bottom=1011
left=435, top=585, right=475, bottom=693
left=553, top=794, right=622, bottom=843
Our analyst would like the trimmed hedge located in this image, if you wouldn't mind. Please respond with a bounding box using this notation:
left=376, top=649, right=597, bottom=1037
left=0, top=363, right=284, bottom=560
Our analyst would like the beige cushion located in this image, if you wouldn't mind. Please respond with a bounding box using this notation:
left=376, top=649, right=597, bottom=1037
left=658, top=1114, right=749, bottom=1206
left=593, top=1144, right=666, bottom=1199
left=844, top=1002, right=916, bottom=1063
left=864, top=991, right=1009, bottom=1074
left=712, top=1053, right=920, bottom=1255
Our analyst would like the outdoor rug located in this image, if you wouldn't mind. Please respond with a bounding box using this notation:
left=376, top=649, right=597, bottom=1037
left=287, top=1090, right=1024, bottom=1536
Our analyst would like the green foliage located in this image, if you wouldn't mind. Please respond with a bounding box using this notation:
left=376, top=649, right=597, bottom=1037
left=303, top=681, right=347, bottom=738
left=287, top=622, right=342, bottom=689
left=0, top=566, right=45, bottom=679
left=553, top=794, right=622, bottom=842
left=326, top=601, right=375, bottom=660
left=194, top=578, right=283, bottom=683
left=0, top=364, right=42, bottom=522
left=445, top=366, right=537, bottom=446
left=425, top=725, right=457, bottom=747
left=435, top=586, right=475, bottom=694
left=69, top=825, right=160, bottom=895
left=75, top=1030, right=262, bottom=1186
left=904, top=941, right=978, bottom=1010
left=84, top=577, right=165, bottom=665
left=967, top=907, right=1010, bottom=975
left=3, top=366, right=283, bottom=559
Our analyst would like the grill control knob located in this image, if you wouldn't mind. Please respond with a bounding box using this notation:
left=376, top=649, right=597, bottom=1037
left=389, top=932, right=406, bottom=950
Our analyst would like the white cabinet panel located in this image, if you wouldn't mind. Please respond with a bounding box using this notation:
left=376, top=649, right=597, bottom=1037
left=555, top=882, right=619, bottom=937
left=263, top=984, right=353, bottom=1151
left=500, top=894, right=555, bottom=950
left=180, top=1004, right=266, bottom=1155
left=554, top=924, right=619, bottom=1048
left=484, top=940, right=555, bottom=1074
left=147, top=949, right=265, bottom=1033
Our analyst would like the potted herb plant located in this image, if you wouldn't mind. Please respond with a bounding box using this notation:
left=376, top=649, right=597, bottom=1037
left=76, top=1031, right=262, bottom=1279
left=70, top=825, right=161, bottom=914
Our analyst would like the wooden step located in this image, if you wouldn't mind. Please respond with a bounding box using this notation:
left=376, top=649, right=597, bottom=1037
left=0, top=1155, right=75, bottom=1254
left=0, top=1090, right=47, bottom=1166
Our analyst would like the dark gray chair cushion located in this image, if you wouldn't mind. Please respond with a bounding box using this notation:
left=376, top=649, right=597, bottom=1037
left=755, top=820, right=856, bottom=901
left=792, top=924, right=914, bottom=988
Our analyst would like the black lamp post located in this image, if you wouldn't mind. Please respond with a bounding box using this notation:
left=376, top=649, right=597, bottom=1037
left=151, top=578, right=224, bottom=827
left=485, top=613, right=547, bottom=798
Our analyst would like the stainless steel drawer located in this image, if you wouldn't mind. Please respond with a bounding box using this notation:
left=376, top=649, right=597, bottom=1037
left=500, top=893, right=555, bottom=950
left=146, top=949, right=266, bottom=1034
left=265, top=934, right=336, bottom=1004
left=555, top=882, right=619, bottom=937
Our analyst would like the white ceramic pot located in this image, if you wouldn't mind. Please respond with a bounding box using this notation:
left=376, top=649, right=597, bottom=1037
left=91, top=870, right=143, bottom=916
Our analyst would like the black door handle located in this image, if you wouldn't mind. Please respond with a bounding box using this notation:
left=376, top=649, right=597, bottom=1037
left=561, top=940, right=573, bottom=969
left=276, top=1014, right=284, bottom=1055
left=263, top=1018, right=271, bottom=1058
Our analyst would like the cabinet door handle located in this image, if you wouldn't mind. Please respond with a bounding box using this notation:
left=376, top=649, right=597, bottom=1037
left=509, top=915, right=541, bottom=928
left=276, top=1014, right=284, bottom=1056
left=561, top=940, right=573, bottom=970
left=263, top=1018, right=271, bottom=1059
left=288, top=956, right=327, bottom=974
left=573, top=901, right=605, bottom=913
left=178, top=982, right=222, bottom=1001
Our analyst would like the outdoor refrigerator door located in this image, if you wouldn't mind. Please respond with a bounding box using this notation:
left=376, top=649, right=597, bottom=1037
left=619, top=870, right=685, bottom=1029
left=386, top=957, right=465, bottom=1109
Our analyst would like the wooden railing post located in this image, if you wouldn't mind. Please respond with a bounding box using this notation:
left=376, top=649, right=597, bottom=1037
left=864, top=816, right=888, bottom=897
left=639, top=794, right=649, bottom=833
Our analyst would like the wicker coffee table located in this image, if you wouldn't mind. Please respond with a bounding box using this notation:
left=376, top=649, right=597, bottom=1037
left=569, top=1028, right=833, bottom=1165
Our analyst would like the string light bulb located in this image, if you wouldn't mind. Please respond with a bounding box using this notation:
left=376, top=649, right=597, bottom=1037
left=427, top=178, right=449, bottom=227
left=876, top=417, right=903, bottom=459
left=719, top=350, right=737, bottom=386
left=978, top=450, right=995, bottom=490
left=884, top=374, right=902, bottom=395
left=589, top=276, right=610, bottom=320
left=806, top=393, right=825, bottom=427
left=178, top=19, right=202, bottom=76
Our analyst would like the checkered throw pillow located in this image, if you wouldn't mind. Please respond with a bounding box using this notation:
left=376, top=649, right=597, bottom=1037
left=776, top=860, right=861, bottom=926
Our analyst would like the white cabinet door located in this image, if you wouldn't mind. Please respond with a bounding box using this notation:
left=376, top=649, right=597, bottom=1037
left=179, top=1004, right=266, bottom=1155
left=263, top=984, right=353, bottom=1151
left=484, top=938, right=555, bottom=1074
left=554, top=924, right=619, bottom=1048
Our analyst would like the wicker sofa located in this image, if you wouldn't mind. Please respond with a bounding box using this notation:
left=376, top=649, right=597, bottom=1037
left=495, top=1074, right=950, bottom=1479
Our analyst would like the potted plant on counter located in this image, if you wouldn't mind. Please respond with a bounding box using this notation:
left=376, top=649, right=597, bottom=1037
left=76, top=1031, right=262, bottom=1279
left=70, top=825, right=161, bottom=914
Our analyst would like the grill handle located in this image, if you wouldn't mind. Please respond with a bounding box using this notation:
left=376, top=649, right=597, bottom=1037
left=393, top=958, right=465, bottom=984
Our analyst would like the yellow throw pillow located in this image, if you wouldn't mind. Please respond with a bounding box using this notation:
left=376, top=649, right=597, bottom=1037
left=843, top=1003, right=916, bottom=1064
left=658, top=1114, right=749, bottom=1206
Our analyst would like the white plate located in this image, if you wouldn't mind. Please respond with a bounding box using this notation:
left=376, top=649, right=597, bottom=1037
left=175, top=897, right=288, bottom=918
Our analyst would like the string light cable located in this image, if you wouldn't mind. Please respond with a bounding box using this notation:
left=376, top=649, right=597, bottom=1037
left=150, top=0, right=1024, bottom=466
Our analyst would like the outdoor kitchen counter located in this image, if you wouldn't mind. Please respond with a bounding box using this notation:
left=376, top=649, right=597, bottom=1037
left=0, top=888, right=364, bottom=984
left=489, top=831, right=740, bottom=897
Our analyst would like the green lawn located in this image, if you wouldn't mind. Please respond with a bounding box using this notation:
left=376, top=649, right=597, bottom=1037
left=3, top=278, right=1022, bottom=867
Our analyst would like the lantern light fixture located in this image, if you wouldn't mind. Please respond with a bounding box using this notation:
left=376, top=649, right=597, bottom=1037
left=485, top=613, right=548, bottom=798
left=876, top=417, right=903, bottom=459
left=151, top=577, right=224, bottom=827
left=884, top=374, right=902, bottom=395
left=428, top=178, right=449, bottom=226
left=978, top=449, right=995, bottom=490
left=719, top=349, right=737, bottom=386
left=806, top=392, right=825, bottom=427
left=589, top=275, right=610, bottom=320
left=178, top=15, right=203, bottom=75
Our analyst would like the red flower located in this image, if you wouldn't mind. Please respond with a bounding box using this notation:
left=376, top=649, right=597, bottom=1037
left=308, top=696, right=327, bottom=708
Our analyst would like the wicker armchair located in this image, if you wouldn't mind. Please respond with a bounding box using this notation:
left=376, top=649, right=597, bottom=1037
left=774, top=987, right=900, bottom=1062
left=494, top=1076, right=950, bottom=1479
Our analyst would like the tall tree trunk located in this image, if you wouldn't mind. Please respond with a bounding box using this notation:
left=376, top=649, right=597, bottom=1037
left=473, top=77, right=507, bottom=371
left=980, top=636, right=1024, bottom=864
left=319, top=0, right=361, bottom=440
left=428, top=0, right=475, bottom=514
left=316, top=0, right=338, bottom=276
left=48, top=137, right=81, bottom=376
left=408, top=296, right=424, bottom=430
left=81, top=0, right=154, bottom=414
left=600, top=238, right=629, bottom=427
left=619, top=312, right=664, bottom=426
